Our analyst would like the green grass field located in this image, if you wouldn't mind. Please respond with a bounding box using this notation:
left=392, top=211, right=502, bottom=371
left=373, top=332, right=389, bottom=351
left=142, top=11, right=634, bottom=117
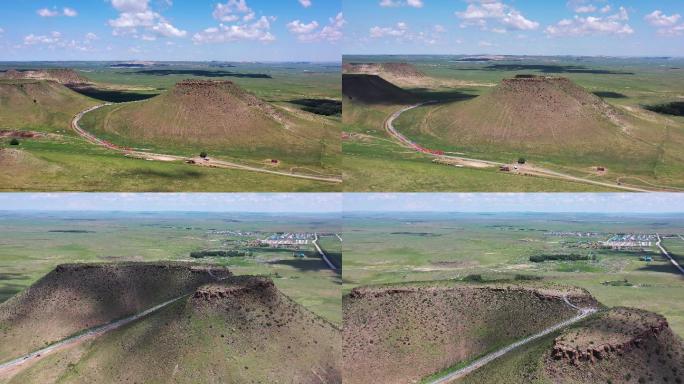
left=342, top=213, right=684, bottom=336
left=0, top=62, right=341, bottom=192
left=0, top=212, right=341, bottom=325
left=343, top=55, right=684, bottom=191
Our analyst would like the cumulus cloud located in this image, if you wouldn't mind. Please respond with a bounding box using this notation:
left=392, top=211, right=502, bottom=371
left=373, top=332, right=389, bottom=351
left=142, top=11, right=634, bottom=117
left=379, top=0, right=423, bottom=8
left=546, top=7, right=633, bottom=37
left=370, top=22, right=409, bottom=38
left=455, top=1, right=539, bottom=32
left=192, top=15, right=276, bottom=44
left=23, top=31, right=97, bottom=51
left=37, top=8, right=60, bottom=17
left=212, top=0, right=255, bottom=22
left=108, top=0, right=186, bottom=39
left=287, top=12, right=345, bottom=42
left=63, top=7, right=78, bottom=17
left=298, top=0, right=312, bottom=8
left=645, top=10, right=684, bottom=36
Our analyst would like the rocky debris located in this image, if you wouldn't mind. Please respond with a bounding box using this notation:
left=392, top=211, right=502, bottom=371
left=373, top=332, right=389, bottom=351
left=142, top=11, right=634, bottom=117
left=172, top=79, right=286, bottom=125
left=551, top=308, right=670, bottom=365
left=192, top=276, right=276, bottom=301
left=0, top=130, right=45, bottom=139
left=2, top=68, right=90, bottom=85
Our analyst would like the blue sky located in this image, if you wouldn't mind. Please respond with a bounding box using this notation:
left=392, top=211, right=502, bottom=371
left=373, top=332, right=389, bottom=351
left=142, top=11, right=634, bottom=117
left=344, top=0, right=684, bottom=56
left=0, top=193, right=343, bottom=212
left=0, top=0, right=343, bottom=61
left=344, top=193, right=684, bottom=213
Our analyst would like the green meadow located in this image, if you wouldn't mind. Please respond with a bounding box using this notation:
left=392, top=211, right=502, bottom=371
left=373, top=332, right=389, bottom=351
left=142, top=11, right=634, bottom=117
left=0, top=211, right=342, bottom=325
left=342, top=213, right=684, bottom=335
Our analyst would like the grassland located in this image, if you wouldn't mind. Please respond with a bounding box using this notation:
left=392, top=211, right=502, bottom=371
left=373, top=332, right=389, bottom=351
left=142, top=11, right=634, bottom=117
left=343, top=55, right=684, bottom=191
left=342, top=213, right=684, bottom=336
left=0, top=62, right=341, bottom=191
left=0, top=211, right=341, bottom=325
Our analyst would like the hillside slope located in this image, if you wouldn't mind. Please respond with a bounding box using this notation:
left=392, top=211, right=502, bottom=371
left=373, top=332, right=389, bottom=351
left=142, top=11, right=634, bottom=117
left=2, top=69, right=91, bottom=85
left=343, top=74, right=417, bottom=105
left=457, top=307, right=684, bottom=384
left=21, top=276, right=342, bottom=383
left=0, top=262, right=231, bottom=362
left=81, top=80, right=337, bottom=166
left=343, top=282, right=597, bottom=384
left=0, top=80, right=97, bottom=131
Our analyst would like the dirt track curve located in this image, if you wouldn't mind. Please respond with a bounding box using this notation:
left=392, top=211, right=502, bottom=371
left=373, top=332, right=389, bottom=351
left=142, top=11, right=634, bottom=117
left=427, top=296, right=598, bottom=384
left=72, top=103, right=342, bottom=184
left=385, top=103, right=655, bottom=192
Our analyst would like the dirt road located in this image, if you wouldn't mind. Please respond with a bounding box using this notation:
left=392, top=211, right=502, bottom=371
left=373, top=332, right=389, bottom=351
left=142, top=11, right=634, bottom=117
left=656, top=234, right=684, bottom=276
left=0, top=295, right=186, bottom=377
left=385, top=103, right=653, bottom=192
left=313, top=234, right=338, bottom=271
left=71, top=104, right=342, bottom=184
left=427, top=296, right=597, bottom=384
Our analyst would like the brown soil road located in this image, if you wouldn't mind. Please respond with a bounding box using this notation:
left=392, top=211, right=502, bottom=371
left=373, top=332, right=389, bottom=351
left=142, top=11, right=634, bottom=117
left=385, top=103, right=660, bottom=192
left=71, top=104, right=342, bottom=184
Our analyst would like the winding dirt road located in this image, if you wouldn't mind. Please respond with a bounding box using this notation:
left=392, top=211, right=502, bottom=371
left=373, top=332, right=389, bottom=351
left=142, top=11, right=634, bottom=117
left=313, top=234, right=338, bottom=271
left=385, top=103, right=653, bottom=192
left=0, top=295, right=186, bottom=376
left=656, top=234, right=684, bottom=276
left=0, top=270, right=231, bottom=378
left=71, top=104, right=342, bottom=184
left=427, top=296, right=597, bottom=384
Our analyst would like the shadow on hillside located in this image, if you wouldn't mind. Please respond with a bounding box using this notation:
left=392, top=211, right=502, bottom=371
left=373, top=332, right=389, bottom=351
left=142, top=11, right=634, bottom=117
left=127, top=69, right=272, bottom=79
left=454, top=64, right=634, bottom=75
left=636, top=263, right=684, bottom=276
left=644, top=101, right=684, bottom=117
left=289, top=99, right=341, bottom=116
left=270, top=258, right=338, bottom=273
left=0, top=272, right=32, bottom=302
left=407, top=88, right=478, bottom=102
left=69, top=86, right=159, bottom=103
left=593, top=91, right=628, bottom=99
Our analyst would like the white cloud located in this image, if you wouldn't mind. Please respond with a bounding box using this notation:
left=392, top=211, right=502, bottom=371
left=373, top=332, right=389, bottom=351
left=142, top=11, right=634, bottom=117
left=192, top=16, right=276, bottom=44
left=287, top=13, right=345, bottom=42
left=379, top=0, right=423, bottom=8
left=645, top=10, right=681, bottom=27
left=456, top=1, right=539, bottom=31
left=111, top=0, right=149, bottom=13
left=298, top=0, right=312, bottom=8
left=370, top=22, right=409, bottom=38
left=108, top=0, right=186, bottom=39
left=213, top=0, right=255, bottom=22
left=546, top=7, right=633, bottom=37
left=23, top=31, right=95, bottom=51
left=645, top=10, right=684, bottom=36
left=574, top=5, right=596, bottom=13
left=287, top=20, right=319, bottom=34
left=85, top=32, right=98, bottom=40
left=599, top=5, right=611, bottom=13
left=63, top=7, right=78, bottom=17
left=37, top=8, right=60, bottom=17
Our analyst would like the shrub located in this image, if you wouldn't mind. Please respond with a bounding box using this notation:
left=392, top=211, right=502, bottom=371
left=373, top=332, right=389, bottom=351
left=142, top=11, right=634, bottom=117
left=199, top=151, right=208, bottom=159
left=517, top=157, right=526, bottom=164
left=9, top=138, right=19, bottom=146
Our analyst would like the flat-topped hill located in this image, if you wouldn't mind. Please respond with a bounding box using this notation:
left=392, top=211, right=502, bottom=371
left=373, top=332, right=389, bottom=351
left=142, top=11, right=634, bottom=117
left=2, top=69, right=91, bottom=85
left=343, top=281, right=597, bottom=384
left=343, top=62, right=426, bottom=79
left=81, top=79, right=335, bottom=164
left=342, top=74, right=417, bottom=105
left=0, top=80, right=97, bottom=131
left=426, top=75, right=625, bottom=147
left=46, top=276, right=341, bottom=383
left=458, top=307, right=684, bottom=384
left=0, top=262, right=231, bottom=362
